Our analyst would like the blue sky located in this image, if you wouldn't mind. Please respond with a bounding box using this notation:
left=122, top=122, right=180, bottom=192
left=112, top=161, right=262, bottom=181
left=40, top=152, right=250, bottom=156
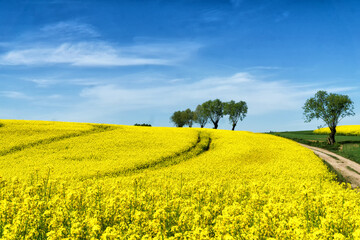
left=0, top=0, right=359, bottom=132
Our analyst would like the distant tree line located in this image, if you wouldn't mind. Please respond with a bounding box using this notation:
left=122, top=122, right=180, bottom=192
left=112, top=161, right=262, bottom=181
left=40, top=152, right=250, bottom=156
left=170, top=99, right=247, bottom=130
left=134, top=123, right=152, bottom=127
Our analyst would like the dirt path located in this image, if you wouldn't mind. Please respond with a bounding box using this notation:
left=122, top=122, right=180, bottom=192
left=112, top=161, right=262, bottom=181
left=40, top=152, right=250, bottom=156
left=300, top=143, right=360, bottom=188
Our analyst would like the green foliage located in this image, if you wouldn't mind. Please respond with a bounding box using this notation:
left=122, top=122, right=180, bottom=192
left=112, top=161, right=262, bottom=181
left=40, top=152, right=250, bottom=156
left=184, top=108, right=195, bottom=127
left=202, top=99, right=224, bottom=129
left=170, top=111, right=187, bottom=127
left=171, top=99, right=248, bottom=129
left=303, top=90, right=355, bottom=144
left=194, top=104, right=208, bottom=128
left=303, top=90, right=355, bottom=128
left=170, top=109, right=195, bottom=127
left=224, top=100, right=248, bottom=130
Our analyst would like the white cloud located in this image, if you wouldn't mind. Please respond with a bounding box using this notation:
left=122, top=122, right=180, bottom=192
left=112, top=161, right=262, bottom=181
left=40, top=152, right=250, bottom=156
left=17, top=21, right=100, bottom=43
left=0, top=41, right=200, bottom=67
left=0, top=90, right=65, bottom=105
left=78, top=72, right=349, bottom=115
left=0, top=91, right=32, bottom=100
left=26, top=78, right=103, bottom=87
left=0, top=21, right=201, bottom=67
left=40, top=21, right=100, bottom=38
left=27, top=79, right=58, bottom=87
left=8, top=73, right=357, bottom=121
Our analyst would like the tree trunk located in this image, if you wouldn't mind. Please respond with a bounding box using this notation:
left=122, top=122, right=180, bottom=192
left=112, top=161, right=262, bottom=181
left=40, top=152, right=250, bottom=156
left=328, top=126, right=336, bottom=145
left=213, top=121, right=219, bottom=129
left=231, top=123, right=236, bottom=131
left=200, top=125, right=204, bottom=128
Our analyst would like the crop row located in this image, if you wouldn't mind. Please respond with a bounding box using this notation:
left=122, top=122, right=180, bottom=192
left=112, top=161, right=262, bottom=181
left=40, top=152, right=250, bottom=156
left=0, top=124, right=199, bottom=180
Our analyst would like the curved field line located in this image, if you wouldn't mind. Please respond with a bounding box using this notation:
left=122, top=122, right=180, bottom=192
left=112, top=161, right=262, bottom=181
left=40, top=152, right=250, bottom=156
left=0, top=124, right=116, bottom=156
left=85, top=131, right=211, bottom=180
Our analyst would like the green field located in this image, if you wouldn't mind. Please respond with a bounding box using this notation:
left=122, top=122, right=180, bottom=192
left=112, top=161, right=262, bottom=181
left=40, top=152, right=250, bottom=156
left=270, top=130, right=360, bottom=164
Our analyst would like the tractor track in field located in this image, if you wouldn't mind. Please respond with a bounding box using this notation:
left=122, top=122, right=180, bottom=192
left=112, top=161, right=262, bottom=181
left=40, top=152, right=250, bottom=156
left=300, top=143, right=360, bottom=188
left=85, top=132, right=212, bottom=180
left=0, top=124, right=116, bottom=157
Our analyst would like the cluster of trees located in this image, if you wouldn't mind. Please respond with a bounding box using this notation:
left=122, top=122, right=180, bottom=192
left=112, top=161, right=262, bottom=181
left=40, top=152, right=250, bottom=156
left=170, top=99, right=248, bottom=130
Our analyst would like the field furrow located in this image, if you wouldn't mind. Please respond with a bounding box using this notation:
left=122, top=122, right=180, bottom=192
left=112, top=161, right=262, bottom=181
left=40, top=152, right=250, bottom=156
left=0, top=124, right=115, bottom=156
left=0, top=125, right=199, bottom=180
left=88, top=131, right=211, bottom=179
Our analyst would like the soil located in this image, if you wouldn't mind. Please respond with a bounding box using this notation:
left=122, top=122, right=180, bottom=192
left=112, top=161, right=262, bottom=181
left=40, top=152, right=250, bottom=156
left=300, top=143, right=360, bottom=188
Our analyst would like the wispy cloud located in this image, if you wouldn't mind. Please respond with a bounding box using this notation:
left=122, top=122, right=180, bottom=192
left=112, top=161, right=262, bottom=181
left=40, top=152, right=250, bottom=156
left=0, top=21, right=201, bottom=67
left=17, top=21, right=100, bottom=43
left=0, top=41, right=200, bottom=67
left=6, top=73, right=356, bottom=121
left=40, top=21, right=100, bottom=38
left=25, top=77, right=102, bottom=87
left=0, top=91, right=32, bottom=100
left=78, top=72, right=354, bottom=115
left=27, top=79, right=58, bottom=87
left=19, top=72, right=356, bottom=128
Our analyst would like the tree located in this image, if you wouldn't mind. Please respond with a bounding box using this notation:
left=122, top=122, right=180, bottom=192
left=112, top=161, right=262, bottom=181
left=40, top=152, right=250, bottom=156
left=224, top=100, right=248, bottom=130
left=202, top=99, right=224, bottom=129
left=170, top=111, right=187, bottom=127
left=303, top=90, right=355, bottom=145
left=194, top=104, right=208, bottom=128
left=184, top=108, right=195, bottom=127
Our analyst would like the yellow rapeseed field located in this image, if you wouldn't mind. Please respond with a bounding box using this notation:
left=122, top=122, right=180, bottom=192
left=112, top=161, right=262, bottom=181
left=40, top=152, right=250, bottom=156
left=0, top=121, right=199, bottom=180
left=0, top=120, right=95, bottom=154
left=1, top=120, right=360, bottom=239
left=314, top=125, right=360, bottom=135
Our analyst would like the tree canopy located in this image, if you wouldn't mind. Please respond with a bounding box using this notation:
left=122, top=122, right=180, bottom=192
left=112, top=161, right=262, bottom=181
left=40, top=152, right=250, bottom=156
left=170, top=109, right=195, bottom=128
left=303, top=90, right=355, bottom=144
left=194, top=104, right=208, bottom=128
left=170, top=111, right=187, bottom=127
left=224, top=100, right=248, bottom=130
left=202, top=99, right=224, bottom=129
left=184, top=108, right=195, bottom=127
left=171, top=99, right=248, bottom=129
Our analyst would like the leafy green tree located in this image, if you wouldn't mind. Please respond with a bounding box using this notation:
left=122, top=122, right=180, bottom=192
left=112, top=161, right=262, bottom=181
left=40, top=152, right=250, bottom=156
left=194, top=104, right=208, bottom=128
left=202, top=99, right=224, bottom=129
left=184, top=108, right=195, bottom=127
left=170, top=111, right=187, bottom=127
left=303, top=90, right=355, bottom=145
left=224, top=100, right=248, bottom=130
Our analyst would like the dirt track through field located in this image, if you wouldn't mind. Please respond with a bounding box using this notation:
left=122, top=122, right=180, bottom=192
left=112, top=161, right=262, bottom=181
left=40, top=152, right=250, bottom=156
left=300, top=143, right=360, bottom=188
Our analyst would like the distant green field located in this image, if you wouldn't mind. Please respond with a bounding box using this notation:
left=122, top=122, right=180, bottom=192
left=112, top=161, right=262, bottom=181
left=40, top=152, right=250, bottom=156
left=270, top=130, right=360, bottom=164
